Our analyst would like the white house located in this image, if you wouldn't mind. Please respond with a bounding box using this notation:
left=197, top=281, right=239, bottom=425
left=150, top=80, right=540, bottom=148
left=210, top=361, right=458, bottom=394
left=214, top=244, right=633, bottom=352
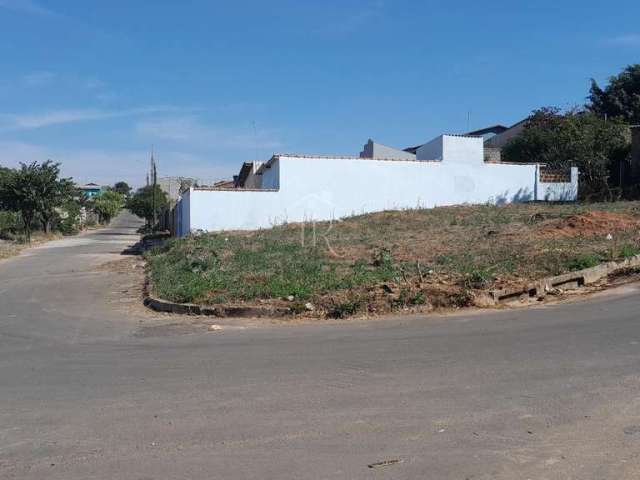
left=174, top=134, right=578, bottom=236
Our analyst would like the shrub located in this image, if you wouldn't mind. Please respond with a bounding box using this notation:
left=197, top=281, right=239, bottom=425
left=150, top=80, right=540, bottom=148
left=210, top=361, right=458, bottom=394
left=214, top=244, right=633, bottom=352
left=566, top=253, right=605, bottom=271
left=0, top=210, right=20, bottom=239
left=328, top=300, right=362, bottom=318
left=57, top=201, right=82, bottom=235
left=619, top=243, right=640, bottom=259
left=462, top=267, right=494, bottom=289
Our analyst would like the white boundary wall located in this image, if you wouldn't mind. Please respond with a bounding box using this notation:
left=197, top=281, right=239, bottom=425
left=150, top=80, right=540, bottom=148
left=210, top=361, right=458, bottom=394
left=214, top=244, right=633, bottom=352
left=177, top=135, right=578, bottom=235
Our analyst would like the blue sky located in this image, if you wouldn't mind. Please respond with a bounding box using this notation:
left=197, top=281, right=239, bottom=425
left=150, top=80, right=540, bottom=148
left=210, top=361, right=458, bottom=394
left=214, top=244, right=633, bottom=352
left=0, top=0, right=639, bottom=186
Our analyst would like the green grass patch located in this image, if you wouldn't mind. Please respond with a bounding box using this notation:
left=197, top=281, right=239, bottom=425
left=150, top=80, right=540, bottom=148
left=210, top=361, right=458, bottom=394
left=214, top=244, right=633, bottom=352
left=146, top=236, right=402, bottom=304
left=619, top=243, right=640, bottom=259
left=566, top=252, right=606, bottom=271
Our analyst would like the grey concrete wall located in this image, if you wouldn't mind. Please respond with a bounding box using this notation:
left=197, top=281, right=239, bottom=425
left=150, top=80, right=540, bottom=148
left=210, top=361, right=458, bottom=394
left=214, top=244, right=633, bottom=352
left=360, top=140, right=416, bottom=160
left=416, top=136, right=443, bottom=160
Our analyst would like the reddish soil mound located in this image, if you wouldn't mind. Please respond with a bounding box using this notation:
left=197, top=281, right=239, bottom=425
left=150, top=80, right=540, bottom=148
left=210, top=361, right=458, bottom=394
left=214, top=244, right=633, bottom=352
left=537, top=211, right=640, bottom=238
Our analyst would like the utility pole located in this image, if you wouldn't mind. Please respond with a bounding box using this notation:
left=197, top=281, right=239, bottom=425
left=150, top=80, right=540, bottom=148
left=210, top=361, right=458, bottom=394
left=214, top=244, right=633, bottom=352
left=252, top=120, right=258, bottom=161
left=150, top=147, right=157, bottom=228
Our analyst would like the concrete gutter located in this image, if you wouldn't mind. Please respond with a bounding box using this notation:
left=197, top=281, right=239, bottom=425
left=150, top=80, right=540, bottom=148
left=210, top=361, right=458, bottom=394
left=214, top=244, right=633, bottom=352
left=490, top=254, right=640, bottom=303
left=143, top=279, right=291, bottom=318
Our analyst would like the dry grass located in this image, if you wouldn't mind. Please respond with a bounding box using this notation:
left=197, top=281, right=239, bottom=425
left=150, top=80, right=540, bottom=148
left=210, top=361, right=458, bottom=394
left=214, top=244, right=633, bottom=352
left=147, top=201, right=640, bottom=318
left=0, top=232, right=63, bottom=261
left=0, top=241, right=22, bottom=260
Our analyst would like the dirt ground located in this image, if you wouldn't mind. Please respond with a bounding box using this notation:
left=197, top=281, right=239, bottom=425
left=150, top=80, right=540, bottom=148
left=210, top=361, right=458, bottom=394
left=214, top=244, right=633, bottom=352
left=536, top=210, right=640, bottom=238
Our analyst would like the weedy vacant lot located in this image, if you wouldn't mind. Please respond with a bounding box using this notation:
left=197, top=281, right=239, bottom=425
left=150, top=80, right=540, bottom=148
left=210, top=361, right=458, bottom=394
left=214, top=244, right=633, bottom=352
left=146, top=201, right=640, bottom=318
left=0, top=232, right=63, bottom=261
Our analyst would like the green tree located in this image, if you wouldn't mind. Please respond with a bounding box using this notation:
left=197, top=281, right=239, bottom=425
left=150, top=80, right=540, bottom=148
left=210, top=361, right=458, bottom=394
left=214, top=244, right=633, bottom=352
left=127, top=185, right=169, bottom=225
left=0, top=166, right=17, bottom=239
left=502, top=108, right=631, bottom=199
left=0, top=161, right=74, bottom=242
left=58, top=199, right=82, bottom=235
left=91, top=190, right=125, bottom=224
left=589, top=64, right=640, bottom=124
left=113, top=181, right=132, bottom=197
left=0, top=165, right=13, bottom=202
left=40, top=176, right=76, bottom=234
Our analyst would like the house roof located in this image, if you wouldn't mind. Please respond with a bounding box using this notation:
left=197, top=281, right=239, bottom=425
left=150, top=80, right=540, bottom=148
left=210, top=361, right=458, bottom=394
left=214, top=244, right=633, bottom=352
left=235, top=162, right=254, bottom=187
left=213, top=180, right=236, bottom=189
left=403, top=133, right=483, bottom=154
left=403, top=145, right=422, bottom=155
left=464, top=125, right=509, bottom=137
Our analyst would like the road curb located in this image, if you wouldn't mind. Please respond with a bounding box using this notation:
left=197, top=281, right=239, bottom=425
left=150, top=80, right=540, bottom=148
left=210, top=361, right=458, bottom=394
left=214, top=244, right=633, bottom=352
left=143, top=279, right=291, bottom=318
left=490, top=254, right=640, bottom=303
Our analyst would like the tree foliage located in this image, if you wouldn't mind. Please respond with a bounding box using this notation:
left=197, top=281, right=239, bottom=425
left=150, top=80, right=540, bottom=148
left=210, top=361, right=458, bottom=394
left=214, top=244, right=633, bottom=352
left=0, top=161, right=75, bottom=242
left=113, top=181, right=132, bottom=197
left=0, top=165, right=12, bottom=206
left=91, top=190, right=125, bottom=224
left=0, top=161, right=76, bottom=240
left=589, top=64, right=640, bottom=124
left=126, top=185, right=169, bottom=225
left=502, top=108, right=631, bottom=199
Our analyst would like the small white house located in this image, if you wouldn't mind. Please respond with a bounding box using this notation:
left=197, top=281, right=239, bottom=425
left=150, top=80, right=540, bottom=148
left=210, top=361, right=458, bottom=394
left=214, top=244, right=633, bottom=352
left=174, top=135, right=578, bottom=236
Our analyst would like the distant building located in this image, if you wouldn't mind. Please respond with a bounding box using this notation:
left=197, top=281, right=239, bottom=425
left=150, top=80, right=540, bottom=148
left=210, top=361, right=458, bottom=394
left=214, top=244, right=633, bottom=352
left=435, top=119, right=528, bottom=163
left=212, top=179, right=236, bottom=189
left=158, top=177, right=193, bottom=202
left=464, top=125, right=509, bottom=141
left=78, top=183, right=103, bottom=198
left=359, top=140, right=416, bottom=160
left=234, top=161, right=265, bottom=188
left=482, top=120, right=528, bottom=150
left=158, top=177, right=219, bottom=200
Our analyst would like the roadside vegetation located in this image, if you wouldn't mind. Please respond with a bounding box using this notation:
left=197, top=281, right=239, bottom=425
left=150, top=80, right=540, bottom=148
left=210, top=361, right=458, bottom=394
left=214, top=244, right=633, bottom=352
left=127, top=184, right=169, bottom=231
left=146, top=201, right=640, bottom=318
left=0, top=161, right=127, bottom=259
left=502, top=64, right=640, bottom=201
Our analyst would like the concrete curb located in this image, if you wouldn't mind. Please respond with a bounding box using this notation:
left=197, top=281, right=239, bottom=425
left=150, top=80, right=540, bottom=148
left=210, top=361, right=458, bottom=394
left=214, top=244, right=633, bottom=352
left=490, top=254, right=640, bottom=303
left=143, top=295, right=291, bottom=317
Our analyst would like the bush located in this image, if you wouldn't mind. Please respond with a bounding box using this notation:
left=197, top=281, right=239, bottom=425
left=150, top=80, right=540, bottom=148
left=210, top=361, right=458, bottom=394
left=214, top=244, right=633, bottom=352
left=462, top=267, right=494, bottom=289
left=502, top=108, right=630, bottom=200
left=57, top=201, right=82, bottom=235
left=566, top=253, right=605, bottom=271
left=619, top=243, right=640, bottom=259
left=328, top=300, right=362, bottom=318
left=0, top=210, right=19, bottom=239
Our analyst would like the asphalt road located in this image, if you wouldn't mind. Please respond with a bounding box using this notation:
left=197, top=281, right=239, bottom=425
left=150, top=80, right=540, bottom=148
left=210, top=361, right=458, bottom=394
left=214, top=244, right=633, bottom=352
left=1, top=211, right=640, bottom=479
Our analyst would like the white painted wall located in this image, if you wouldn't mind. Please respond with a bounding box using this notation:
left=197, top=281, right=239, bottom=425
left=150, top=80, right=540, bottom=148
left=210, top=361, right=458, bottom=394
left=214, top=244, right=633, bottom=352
left=260, top=160, right=280, bottom=189
left=179, top=136, right=578, bottom=234
left=416, top=135, right=484, bottom=164
left=536, top=166, right=579, bottom=202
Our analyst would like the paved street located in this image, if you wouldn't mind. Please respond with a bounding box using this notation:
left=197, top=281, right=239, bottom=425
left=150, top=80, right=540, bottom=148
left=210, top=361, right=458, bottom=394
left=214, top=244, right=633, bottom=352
left=1, top=211, right=640, bottom=479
